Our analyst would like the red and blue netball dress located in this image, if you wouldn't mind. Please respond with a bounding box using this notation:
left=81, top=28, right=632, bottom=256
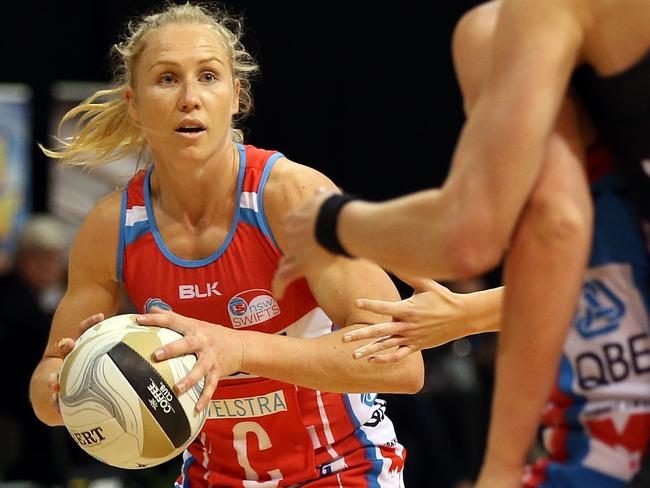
left=524, top=144, right=650, bottom=487
left=117, top=144, right=406, bottom=487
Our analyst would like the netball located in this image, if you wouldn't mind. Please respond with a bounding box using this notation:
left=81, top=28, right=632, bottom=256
left=58, top=314, right=206, bottom=469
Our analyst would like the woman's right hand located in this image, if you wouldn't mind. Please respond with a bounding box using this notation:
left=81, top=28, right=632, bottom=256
left=343, top=275, right=472, bottom=362
left=48, top=313, right=105, bottom=420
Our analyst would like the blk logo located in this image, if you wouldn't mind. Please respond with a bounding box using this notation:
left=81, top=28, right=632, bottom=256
left=179, top=282, right=222, bottom=299
left=574, top=280, right=625, bottom=339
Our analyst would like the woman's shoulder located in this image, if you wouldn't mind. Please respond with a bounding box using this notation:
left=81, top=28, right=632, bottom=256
left=73, top=190, right=123, bottom=254
left=67, top=189, right=123, bottom=282
left=264, top=157, right=335, bottom=208
left=261, top=157, right=338, bottom=247
left=85, top=190, right=123, bottom=228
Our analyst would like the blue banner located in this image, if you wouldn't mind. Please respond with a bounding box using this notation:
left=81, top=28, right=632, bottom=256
left=0, top=84, right=32, bottom=265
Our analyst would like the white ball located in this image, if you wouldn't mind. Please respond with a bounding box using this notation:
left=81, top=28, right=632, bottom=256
left=58, top=314, right=207, bottom=469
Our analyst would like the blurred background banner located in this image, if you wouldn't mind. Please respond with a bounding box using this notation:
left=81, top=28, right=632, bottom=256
left=47, top=81, right=137, bottom=235
left=0, top=83, right=32, bottom=268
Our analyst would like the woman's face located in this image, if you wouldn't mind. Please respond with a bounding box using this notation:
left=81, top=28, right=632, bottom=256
left=126, top=23, right=240, bottom=164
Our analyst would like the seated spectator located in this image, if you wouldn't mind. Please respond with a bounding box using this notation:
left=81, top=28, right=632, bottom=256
left=0, top=214, right=68, bottom=485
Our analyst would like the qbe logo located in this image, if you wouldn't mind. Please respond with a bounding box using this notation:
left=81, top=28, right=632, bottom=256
left=228, top=289, right=281, bottom=328
left=574, top=279, right=625, bottom=339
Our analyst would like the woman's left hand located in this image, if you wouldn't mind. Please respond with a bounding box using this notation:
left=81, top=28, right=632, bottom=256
left=136, top=308, right=244, bottom=412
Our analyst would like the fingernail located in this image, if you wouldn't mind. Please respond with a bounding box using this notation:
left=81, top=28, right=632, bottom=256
left=136, top=315, right=145, bottom=322
left=195, top=402, right=204, bottom=412
left=154, top=348, right=164, bottom=360
left=175, top=383, right=186, bottom=394
left=342, top=334, right=351, bottom=343
left=353, top=350, right=363, bottom=359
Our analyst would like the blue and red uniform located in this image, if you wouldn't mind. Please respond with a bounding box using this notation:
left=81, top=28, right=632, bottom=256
left=117, top=144, right=406, bottom=487
left=524, top=145, right=650, bottom=487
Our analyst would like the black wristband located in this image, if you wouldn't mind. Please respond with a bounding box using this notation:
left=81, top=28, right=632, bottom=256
left=315, top=193, right=358, bottom=257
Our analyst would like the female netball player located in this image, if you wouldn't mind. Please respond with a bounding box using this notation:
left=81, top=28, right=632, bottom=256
left=28, top=4, right=431, bottom=486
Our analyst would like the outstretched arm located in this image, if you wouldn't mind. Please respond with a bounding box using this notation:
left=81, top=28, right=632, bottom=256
left=273, top=0, right=586, bottom=290
left=338, top=0, right=585, bottom=275
left=343, top=275, right=502, bottom=362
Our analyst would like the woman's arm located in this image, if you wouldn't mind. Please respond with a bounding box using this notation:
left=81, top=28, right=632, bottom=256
left=247, top=159, right=427, bottom=391
left=272, top=0, right=586, bottom=290
left=29, top=193, right=122, bottom=426
left=139, top=160, right=424, bottom=411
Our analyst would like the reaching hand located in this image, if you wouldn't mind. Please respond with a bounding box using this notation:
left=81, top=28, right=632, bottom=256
left=343, top=275, right=471, bottom=363
left=136, top=308, right=244, bottom=412
left=272, top=188, right=337, bottom=298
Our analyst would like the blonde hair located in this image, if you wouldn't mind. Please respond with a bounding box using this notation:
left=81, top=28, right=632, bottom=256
left=42, top=2, right=258, bottom=168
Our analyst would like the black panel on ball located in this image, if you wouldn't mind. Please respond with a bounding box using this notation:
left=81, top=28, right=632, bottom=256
left=107, top=342, right=190, bottom=448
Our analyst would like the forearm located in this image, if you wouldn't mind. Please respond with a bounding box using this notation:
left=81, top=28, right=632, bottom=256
left=462, top=286, right=503, bottom=335
left=240, top=325, right=424, bottom=393
left=29, top=357, right=64, bottom=426
left=338, top=190, right=474, bottom=280
left=337, top=104, right=552, bottom=281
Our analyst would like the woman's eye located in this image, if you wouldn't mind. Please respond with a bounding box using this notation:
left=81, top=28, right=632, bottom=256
left=201, top=72, right=217, bottom=82
left=160, top=74, right=175, bottom=85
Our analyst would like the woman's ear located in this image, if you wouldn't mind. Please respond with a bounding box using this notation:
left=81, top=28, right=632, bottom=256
left=125, top=86, right=140, bottom=123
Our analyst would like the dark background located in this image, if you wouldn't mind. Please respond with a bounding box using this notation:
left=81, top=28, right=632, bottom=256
left=2, top=2, right=497, bottom=487
left=3, top=0, right=483, bottom=211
